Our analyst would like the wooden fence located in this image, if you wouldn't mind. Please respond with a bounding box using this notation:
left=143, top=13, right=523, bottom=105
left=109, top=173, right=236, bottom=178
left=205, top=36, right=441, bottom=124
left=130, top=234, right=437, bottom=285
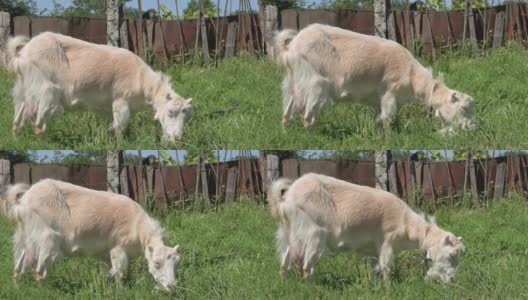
left=1, top=154, right=527, bottom=211
left=1, top=2, right=526, bottom=65
left=9, top=13, right=261, bottom=62
left=282, top=3, right=528, bottom=53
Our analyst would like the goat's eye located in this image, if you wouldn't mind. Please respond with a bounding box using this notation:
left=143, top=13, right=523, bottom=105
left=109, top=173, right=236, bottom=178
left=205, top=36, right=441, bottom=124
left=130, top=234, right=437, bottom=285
left=166, top=93, right=171, bottom=101
left=155, top=262, right=162, bottom=269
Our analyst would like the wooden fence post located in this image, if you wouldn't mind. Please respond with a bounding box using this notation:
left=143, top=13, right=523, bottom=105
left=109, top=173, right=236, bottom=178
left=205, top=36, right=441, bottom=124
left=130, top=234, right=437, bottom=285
left=468, top=152, right=479, bottom=206
left=225, top=166, right=239, bottom=203
left=119, top=3, right=129, bottom=49
left=259, top=151, right=266, bottom=192
left=493, top=11, right=505, bottom=49
left=225, top=21, right=237, bottom=58
left=467, top=0, right=478, bottom=52
left=266, top=154, right=279, bottom=190
left=388, top=159, right=398, bottom=195
left=199, top=150, right=210, bottom=207
left=198, top=0, right=211, bottom=63
left=265, top=5, right=278, bottom=60
left=119, top=165, right=129, bottom=197
left=0, top=12, right=10, bottom=68
left=494, top=160, right=507, bottom=200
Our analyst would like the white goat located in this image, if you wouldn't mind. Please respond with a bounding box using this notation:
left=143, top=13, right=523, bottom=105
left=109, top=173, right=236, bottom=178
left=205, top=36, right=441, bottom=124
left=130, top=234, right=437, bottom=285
left=3, top=179, right=181, bottom=291
left=6, top=32, right=192, bottom=141
left=268, top=173, right=465, bottom=283
left=275, top=24, right=475, bottom=133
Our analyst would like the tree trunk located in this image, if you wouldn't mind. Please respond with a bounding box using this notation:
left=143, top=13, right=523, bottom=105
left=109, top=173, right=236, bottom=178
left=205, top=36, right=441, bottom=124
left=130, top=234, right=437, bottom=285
left=0, top=12, right=11, bottom=67
left=374, top=0, right=392, bottom=38
left=107, top=151, right=122, bottom=193
left=375, top=150, right=392, bottom=191
left=107, top=0, right=120, bottom=47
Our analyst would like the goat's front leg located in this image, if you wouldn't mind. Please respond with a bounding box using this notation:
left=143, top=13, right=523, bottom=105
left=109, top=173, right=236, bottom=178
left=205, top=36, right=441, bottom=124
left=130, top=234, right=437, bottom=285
left=377, top=242, right=395, bottom=282
left=111, top=99, right=131, bottom=144
left=109, top=246, right=128, bottom=286
left=375, top=91, right=397, bottom=130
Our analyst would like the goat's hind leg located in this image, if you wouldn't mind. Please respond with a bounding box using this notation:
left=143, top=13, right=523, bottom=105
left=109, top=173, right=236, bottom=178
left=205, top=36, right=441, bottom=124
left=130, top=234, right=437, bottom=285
left=32, top=81, right=60, bottom=137
left=34, top=233, right=60, bottom=285
left=12, top=80, right=28, bottom=135
left=302, top=78, right=331, bottom=128
left=301, top=230, right=325, bottom=278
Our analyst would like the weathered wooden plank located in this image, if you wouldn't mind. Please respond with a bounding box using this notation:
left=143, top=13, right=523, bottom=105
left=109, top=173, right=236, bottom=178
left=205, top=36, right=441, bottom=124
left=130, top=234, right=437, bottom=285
left=119, top=4, right=129, bottom=49
left=426, top=161, right=437, bottom=207
left=467, top=2, right=477, bottom=50
left=388, top=160, right=398, bottom=196
left=468, top=153, right=478, bottom=205
left=0, top=159, right=10, bottom=188
left=199, top=150, right=210, bottom=207
left=493, top=11, right=505, bottom=49
left=266, top=155, right=280, bottom=190
left=265, top=5, right=279, bottom=59
left=388, top=11, right=397, bottom=41
left=225, top=167, right=239, bottom=203
left=198, top=0, right=210, bottom=63
left=119, top=166, right=129, bottom=197
left=494, top=161, right=506, bottom=200
left=225, top=21, right=237, bottom=58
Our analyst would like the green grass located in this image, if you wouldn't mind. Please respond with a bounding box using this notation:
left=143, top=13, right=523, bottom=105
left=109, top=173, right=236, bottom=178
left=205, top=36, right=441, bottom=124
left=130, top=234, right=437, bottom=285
left=1, top=46, right=528, bottom=149
left=1, top=197, right=527, bottom=299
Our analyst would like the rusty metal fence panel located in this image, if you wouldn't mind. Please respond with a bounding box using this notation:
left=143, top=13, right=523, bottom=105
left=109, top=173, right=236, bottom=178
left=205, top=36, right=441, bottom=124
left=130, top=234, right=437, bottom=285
left=9, top=155, right=528, bottom=208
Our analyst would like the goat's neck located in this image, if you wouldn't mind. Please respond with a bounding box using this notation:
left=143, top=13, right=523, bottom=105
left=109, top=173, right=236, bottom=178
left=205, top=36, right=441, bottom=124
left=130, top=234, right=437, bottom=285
left=404, top=210, right=432, bottom=251
left=138, top=217, right=164, bottom=251
left=139, top=67, right=163, bottom=108
left=410, top=64, right=437, bottom=107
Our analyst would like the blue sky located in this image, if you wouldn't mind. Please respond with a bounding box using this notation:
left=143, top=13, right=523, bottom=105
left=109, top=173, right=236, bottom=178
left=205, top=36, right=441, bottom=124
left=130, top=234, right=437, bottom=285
left=37, top=0, right=261, bottom=15
left=30, top=150, right=523, bottom=163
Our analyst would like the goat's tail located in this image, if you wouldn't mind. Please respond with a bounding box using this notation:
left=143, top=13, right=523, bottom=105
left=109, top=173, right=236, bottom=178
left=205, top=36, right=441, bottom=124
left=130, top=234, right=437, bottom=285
left=6, top=36, right=30, bottom=72
left=1, top=183, right=30, bottom=221
left=268, top=178, right=293, bottom=220
left=274, top=29, right=298, bottom=64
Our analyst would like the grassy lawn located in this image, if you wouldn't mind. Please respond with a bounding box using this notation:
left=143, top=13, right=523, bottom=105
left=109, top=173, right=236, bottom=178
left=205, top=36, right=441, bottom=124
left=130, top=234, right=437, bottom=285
left=1, top=196, right=527, bottom=299
left=1, top=46, right=528, bottom=149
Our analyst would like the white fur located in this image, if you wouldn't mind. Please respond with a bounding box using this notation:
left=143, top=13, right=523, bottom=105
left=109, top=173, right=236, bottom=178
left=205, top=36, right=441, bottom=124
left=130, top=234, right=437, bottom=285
left=275, top=24, right=475, bottom=132
left=268, top=173, right=465, bottom=282
left=6, top=32, right=192, bottom=141
left=4, top=179, right=181, bottom=291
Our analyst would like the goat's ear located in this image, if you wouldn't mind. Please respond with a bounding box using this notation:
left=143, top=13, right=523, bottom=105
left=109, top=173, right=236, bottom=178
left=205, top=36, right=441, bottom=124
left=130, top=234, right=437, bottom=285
left=16, top=192, right=24, bottom=200
left=154, top=111, right=160, bottom=120
left=457, top=236, right=463, bottom=241
left=450, top=92, right=460, bottom=103
left=185, top=98, right=192, bottom=105
left=148, top=246, right=153, bottom=255
left=174, top=245, right=180, bottom=252
left=444, top=236, right=454, bottom=246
